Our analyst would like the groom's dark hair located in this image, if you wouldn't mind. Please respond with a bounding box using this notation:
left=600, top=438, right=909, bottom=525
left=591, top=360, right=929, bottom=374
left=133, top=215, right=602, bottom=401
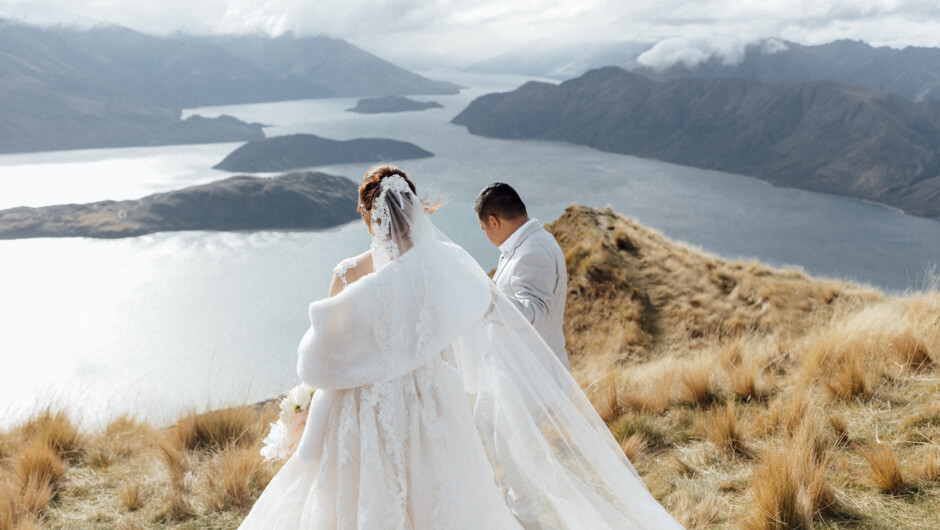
left=474, top=183, right=528, bottom=221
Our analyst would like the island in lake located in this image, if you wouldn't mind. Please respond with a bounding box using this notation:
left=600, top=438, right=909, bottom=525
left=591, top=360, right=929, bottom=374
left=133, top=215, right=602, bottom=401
left=0, top=172, right=359, bottom=239
left=346, top=96, right=444, bottom=114
left=213, top=133, right=434, bottom=172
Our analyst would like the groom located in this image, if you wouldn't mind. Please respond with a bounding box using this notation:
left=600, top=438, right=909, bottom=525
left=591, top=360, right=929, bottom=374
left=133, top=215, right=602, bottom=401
left=474, top=183, right=569, bottom=369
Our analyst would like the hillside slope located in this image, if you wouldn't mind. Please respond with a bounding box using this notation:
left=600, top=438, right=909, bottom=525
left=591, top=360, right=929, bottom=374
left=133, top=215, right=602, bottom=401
left=550, top=206, right=880, bottom=363
left=453, top=67, right=940, bottom=218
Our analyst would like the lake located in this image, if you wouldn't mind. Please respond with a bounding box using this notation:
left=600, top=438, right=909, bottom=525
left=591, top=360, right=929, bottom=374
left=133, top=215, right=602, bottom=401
left=1, top=71, right=938, bottom=430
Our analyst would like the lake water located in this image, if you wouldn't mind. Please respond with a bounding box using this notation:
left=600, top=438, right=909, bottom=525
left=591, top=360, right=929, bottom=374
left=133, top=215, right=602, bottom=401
left=1, top=72, right=938, bottom=430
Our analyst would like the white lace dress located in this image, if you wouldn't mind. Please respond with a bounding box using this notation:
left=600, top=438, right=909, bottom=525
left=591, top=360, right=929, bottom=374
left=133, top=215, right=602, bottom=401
left=238, top=253, right=522, bottom=529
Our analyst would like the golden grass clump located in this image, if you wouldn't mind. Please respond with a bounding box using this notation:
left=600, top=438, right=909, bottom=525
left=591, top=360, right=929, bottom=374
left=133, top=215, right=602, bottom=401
left=158, top=436, right=191, bottom=489
left=677, top=361, right=719, bottom=408
left=121, top=480, right=143, bottom=512
left=672, top=490, right=724, bottom=530
left=915, top=449, right=940, bottom=482
left=888, top=330, right=934, bottom=371
left=858, top=442, right=908, bottom=495
left=204, top=445, right=276, bottom=512
left=168, top=406, right=262, bottom=454
left=610, top=412, right=672, bottom=451
left=157, top=486, right=196, bottom=523
left=618, top=376, right=672, bottom=415
left=0, top=441, right=65, bottom=524
left=13, top=440, right=66, bottom=495
left=586, top=372, right=624, bottom=423
left=17, top=407, right=84, bottom=462
left=619, top=433, right=648, bottom=464
left=700, top=402, right=748, bottom=457
left=745, top=447, right=812, bottom=530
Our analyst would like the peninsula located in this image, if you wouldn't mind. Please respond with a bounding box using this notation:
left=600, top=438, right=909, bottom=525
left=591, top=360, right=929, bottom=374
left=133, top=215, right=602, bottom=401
left=0, top=171, right=359, bottom=239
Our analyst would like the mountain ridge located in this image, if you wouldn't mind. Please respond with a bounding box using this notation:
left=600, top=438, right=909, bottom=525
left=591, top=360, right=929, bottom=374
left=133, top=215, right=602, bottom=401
left=0, top=20, right=459, bottom=154
left=453, top=67, right=940, bottom=218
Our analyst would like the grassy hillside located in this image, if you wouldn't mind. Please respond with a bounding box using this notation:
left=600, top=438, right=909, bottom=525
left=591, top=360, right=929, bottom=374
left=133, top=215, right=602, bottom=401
left=1, top=205, right=937, bottom=529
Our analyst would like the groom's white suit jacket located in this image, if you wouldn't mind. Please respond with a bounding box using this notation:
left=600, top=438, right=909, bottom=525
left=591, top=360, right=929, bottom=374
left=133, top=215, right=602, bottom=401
left=493, top=219, right=569, bottom=368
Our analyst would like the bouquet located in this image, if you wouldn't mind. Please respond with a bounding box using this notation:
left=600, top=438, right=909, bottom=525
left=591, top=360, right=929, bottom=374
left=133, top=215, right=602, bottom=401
left=260, top=382, right=316, bottom=461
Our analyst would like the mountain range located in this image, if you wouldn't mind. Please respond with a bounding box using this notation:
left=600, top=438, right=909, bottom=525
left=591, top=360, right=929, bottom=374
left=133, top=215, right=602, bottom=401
left=638, top=40, right=940, bottom=103
left=452, top=67, right=940, bottom=218
left=467, top=39, right=940, bottom=105
left=0, top=20, right=458, bottom=153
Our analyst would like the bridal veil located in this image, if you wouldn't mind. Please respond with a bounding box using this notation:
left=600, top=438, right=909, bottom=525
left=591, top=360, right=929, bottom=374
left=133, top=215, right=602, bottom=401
left=239, top=175, right=684, bottom=529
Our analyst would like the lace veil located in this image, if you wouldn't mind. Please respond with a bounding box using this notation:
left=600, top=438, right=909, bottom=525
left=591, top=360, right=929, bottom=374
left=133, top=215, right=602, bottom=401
left=295, top=175, right=683, bottom=529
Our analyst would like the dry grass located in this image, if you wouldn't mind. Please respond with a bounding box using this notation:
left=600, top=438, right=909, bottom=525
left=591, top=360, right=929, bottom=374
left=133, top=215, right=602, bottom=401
left=745, top=447, right=812, bottom=529
left=678, top=361, right=720, bottom=408
left=204, top=445, right=276, bottom=513
left=0, top=399, right=282, bottom=528
left=828, top=414, right=849, bottom=445
left=672, top=490, right=724, bottom=529
left=619, top=433, right=648, bottom=464
left=16, top=407, right=84, bottom=463
left=551, top=207, right=939, bottom=528
left=13, top=440, right=66, bottom=494
left=167, top=406, right=262, bottom=454
left=858, top=442, right=908, bottom=495
left=915, top=448, right=940, bottom=482
left=700, top=402, right=748, bottom=457
left=122, top=480, right=143, bottom=511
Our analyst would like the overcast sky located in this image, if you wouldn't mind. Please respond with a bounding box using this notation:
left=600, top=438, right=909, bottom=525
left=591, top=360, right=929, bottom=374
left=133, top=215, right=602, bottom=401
left=1, top=0, right=939, bottom=70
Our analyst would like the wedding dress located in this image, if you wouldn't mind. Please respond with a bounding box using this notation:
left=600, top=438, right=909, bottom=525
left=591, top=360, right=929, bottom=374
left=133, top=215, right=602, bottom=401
left=238, top=176, right=684, bottom=529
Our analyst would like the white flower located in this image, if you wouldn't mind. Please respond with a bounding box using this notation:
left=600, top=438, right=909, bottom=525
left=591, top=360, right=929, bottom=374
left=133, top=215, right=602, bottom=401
left=264, top=382, right=317, bottom=460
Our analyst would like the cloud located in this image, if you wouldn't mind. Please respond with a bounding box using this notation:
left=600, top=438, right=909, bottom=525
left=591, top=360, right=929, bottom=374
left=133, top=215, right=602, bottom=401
left=0, top=0, right=938, bottom=69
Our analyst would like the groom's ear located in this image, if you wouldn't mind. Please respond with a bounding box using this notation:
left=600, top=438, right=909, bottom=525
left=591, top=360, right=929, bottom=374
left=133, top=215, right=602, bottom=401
left=487, top=215, right=500, bottom=229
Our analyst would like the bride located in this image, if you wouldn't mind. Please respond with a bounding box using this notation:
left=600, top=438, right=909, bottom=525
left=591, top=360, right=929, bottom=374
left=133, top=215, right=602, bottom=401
left=238, top=165, right=684, bottom=529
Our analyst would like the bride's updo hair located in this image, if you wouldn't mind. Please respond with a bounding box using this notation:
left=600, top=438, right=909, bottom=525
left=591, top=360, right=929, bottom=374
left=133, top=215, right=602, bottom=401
left=358, top=165, right=441, bottom=224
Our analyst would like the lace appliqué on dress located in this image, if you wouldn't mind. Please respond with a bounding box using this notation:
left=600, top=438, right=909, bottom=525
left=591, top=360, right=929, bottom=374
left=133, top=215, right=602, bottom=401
left=333, top=258, right=358, bottom=287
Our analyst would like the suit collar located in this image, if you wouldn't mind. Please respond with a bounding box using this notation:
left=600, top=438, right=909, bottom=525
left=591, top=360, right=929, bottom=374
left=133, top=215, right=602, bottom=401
left=494, top=219, right=540, bottom=282
left=498, top=218, right=540, bottom=257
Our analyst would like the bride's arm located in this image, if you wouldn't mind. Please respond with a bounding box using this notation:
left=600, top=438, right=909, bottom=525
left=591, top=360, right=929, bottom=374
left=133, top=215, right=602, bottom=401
left=327, top=250, right=375, bottom=297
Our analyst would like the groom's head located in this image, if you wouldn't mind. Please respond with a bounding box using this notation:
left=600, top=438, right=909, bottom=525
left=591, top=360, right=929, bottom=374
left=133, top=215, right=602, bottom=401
left=474, top=183, right=530, bottom=247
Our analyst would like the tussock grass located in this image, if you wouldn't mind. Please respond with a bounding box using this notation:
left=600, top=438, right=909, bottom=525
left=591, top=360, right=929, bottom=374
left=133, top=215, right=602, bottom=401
left=0, top=400, right=281, bottom=528
left=677, top=361, right=719, bottom=408
left=13, top=440, right=66, bottom=495
left=203, top=444, right=276, bottom=512
left=156, top=486, right=196, bottom=523
left=122, top=480, right=143, bottom=512
left=619, top=433, right=648, bottom=464
left=672, top=490, right=724, bottom=530
left=168, top=406, right=262, bottom=454
left=745, top=447, right=812, bottom=529
left=858, top=442, right=908, bottom=495
left=700, top=402, right=748, bottom=457
left=552, top=206, right=939, bottom=528
left=17, top=407, right=84, bottom=463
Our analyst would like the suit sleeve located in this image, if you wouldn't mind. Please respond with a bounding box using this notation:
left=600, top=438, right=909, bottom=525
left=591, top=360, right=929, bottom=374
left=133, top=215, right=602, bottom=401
left=506, top=249, right=556, bottom=325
